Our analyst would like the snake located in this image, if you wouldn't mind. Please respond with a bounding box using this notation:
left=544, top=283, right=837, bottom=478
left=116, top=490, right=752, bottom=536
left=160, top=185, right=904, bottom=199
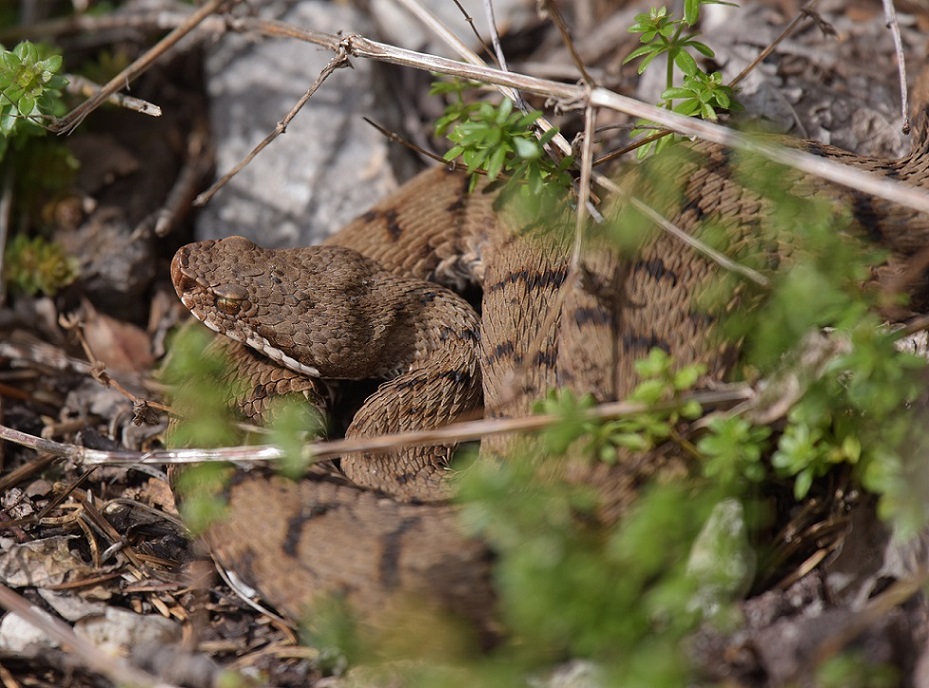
left=170, top=83, right=929, bottom=634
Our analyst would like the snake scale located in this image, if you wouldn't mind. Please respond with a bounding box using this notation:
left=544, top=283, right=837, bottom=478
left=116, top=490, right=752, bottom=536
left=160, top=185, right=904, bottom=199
left=171, top=80, right=929, bottom=634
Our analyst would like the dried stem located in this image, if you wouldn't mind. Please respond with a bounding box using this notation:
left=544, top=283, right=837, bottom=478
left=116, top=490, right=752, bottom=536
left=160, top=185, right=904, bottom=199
left=64, top=74, right=162, bottom=117
left=0, top=387, right=754, bottom=468
left=882, top=0, right=911, bottom=134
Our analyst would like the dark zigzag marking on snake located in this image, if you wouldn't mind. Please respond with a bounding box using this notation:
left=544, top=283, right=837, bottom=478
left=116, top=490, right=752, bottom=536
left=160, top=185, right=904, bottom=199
left=384, top=209, right=402, bottom=241
left=379, top=517, right=421, bottom=588
left=622, top=331, right=671, bottom=354
left=486, top=268, right=567, bottom=293
left=283, top=504, right=334, bottom=558
left=633, top=257, right=678, bottom=286
left=484, top=341, right=515, bottom=367
left=439, top=325, right=481, bottom=342
left=484, top=341, right=554, bottom=368
left=572, top=306, right=613, bottom=327
left=358, top=208, right=404, bottom=241
left=445, top=171, right=472, bottom=213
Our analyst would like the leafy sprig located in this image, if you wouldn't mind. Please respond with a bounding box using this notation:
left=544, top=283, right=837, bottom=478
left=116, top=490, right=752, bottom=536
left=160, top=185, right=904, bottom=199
left=0, top=41, right=68, bottom=161
left=536, top=348, right=706, bottom=462
left=624, top=1, right=740, bottom=157
left=432, top=79, right=573, bottom=197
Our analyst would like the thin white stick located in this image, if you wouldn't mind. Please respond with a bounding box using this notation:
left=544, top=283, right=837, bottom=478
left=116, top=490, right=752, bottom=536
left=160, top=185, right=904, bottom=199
left=0, top=388, right=754, bottom=467
left=882, top=0, right=910, bottom=133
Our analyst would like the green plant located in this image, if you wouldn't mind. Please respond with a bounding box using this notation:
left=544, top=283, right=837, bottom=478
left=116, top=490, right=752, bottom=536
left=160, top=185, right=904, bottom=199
left=432, top=79, right=573, bottom=197
left=624, top=1, right=740, bottom=157
left=698, top=416, right=771, bottom=487
left=536, top=348, right=705, bottom=462
left=3, top=233, right=78, bottom=296
left=771, top=322, right=926, bottom=532
left=457, top=461, right=724, bottom=682
left=697, top=151, right=927, bottom=523
left=0, top=41, right=68, bottom=161
left=162, top=327, right=244, bottom=534
left=267, top=395, right=325, bottom=479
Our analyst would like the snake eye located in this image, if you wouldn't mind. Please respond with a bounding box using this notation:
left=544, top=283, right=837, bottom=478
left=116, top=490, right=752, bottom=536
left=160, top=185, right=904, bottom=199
left=213, top=284, right=248, bottom=315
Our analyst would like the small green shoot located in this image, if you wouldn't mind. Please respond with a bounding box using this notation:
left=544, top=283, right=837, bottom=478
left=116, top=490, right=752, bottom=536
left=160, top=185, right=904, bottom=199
left=267, top=396, right=324, bottom=480
left=0, top=41, right=68, bottom=161
left=624, top=2, right=740, bottom=157
left=3, top=233, right=78, bottom=296
left=536, top=348, right=706, bottom=463
left=432, top=79, right=573, bottom=197
left=698, top=417, right=771, bottom=487
left=162, top=327, right=244, bottom=533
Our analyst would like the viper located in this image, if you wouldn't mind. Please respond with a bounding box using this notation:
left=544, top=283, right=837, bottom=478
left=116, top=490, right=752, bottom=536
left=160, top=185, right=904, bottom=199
left=170, top=81, right=929, bottom=634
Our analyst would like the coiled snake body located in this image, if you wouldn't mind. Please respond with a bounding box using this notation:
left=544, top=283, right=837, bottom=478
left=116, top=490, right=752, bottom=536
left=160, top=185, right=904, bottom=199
left=171, top=95, right=929, bottom=631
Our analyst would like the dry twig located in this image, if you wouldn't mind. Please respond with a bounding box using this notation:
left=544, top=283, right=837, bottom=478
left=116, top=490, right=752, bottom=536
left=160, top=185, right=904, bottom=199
left=0, top=387, right=755, bottom=469
left=194, top=49, right=350, bottom=206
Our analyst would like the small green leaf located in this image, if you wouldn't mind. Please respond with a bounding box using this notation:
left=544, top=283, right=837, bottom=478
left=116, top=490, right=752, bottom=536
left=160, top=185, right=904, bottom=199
left=794, top=469, right=814, bottom=500
left=687, top=40, right=716, bottom=58
left=486, top=144, right=507, bottom=180
left=674, top=50, right=698, bottom=77
left=661, top=87, right=693, bottom=101
left=443, top=145, right=464, bottom=161
left=513, top=136, right=540, bottom=160
left=684, top=0, right=700, bottom=25
left=636, top=50, right=662, bottom=75
left=41, top=54, right=63, bottom=73
left=14, top=42, right=36, bottom=63
left=673, top=363, right=706, bottom=390
left=495, top=96, right=513, bottom=124
left=18, top=94, right=35, bottom=117
left=623, top=44, right=659, bottom=64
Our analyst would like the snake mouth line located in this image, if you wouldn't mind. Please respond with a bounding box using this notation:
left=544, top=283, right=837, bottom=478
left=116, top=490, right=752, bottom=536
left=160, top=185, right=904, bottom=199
left=244, top=335, right=322, bottom=378
left=197, top=309, right=325, bottom=380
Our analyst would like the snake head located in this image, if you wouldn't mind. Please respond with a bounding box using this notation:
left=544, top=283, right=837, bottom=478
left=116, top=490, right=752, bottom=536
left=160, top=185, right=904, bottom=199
left=170, top=235, right=421, bottom=380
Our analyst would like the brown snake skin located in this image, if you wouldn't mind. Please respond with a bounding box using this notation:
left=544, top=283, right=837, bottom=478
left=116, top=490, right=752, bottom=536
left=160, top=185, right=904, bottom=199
left=171, top=85, right=929, bottom=633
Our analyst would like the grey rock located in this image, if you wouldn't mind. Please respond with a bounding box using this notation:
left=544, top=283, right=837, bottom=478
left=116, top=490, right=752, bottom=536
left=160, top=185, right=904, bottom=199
left=197, top=0, right=400, bottom=247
